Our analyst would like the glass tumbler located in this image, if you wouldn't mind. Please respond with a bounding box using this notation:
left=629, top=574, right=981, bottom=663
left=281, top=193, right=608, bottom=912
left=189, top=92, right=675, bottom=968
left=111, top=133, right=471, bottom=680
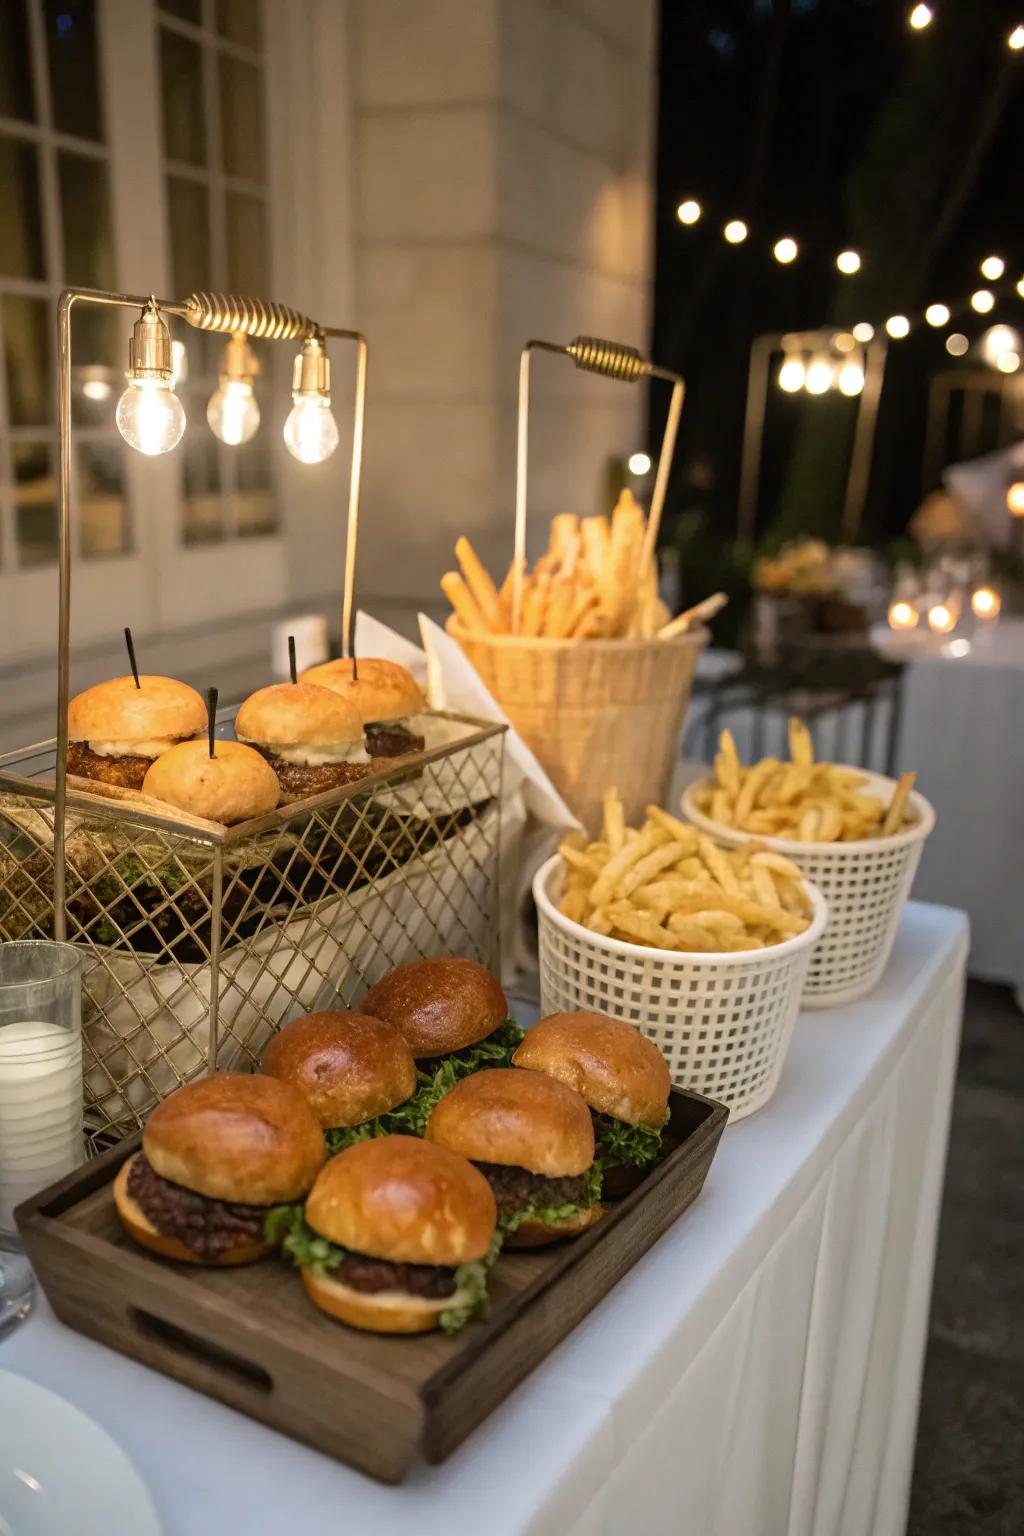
left=0, top=942, right=83, bottom=1332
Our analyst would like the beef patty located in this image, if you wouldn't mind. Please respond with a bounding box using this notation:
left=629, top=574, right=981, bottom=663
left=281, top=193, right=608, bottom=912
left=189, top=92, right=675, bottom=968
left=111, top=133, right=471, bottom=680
left=333, top=1251, right=457, bottom=1299
left=474, top=1160, right=588, bottom=1215
left=127, top=1152, right=267, bottom=1260
left=365, top=721, right=425, bottom=758
left=67, top=741, right=167, bottom=791
left=248, top=745, right=372, bottom=802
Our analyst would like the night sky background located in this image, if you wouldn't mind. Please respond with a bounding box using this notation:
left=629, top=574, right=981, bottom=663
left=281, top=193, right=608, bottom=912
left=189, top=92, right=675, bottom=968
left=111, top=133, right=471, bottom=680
left=651, top=0, right=1024, bottom=614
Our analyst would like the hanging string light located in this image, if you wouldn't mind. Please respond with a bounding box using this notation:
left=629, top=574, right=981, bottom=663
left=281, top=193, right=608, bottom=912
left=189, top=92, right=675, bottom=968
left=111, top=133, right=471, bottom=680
left=908, top=4, right=933, bottom=30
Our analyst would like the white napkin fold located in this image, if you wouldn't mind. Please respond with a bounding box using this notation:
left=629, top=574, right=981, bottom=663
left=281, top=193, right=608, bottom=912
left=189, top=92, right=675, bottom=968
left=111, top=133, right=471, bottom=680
left=355, top=611, right=579, bottom=980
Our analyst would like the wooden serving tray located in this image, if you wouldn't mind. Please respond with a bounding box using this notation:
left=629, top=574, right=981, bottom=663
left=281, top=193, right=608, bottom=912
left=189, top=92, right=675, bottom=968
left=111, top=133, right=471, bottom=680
left=17, top=1088, right=727, bottom=1484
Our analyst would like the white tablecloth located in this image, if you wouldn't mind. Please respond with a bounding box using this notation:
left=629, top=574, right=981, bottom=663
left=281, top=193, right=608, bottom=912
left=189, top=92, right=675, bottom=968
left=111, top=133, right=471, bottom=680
left=5, top=904, right=967, bottom=1536
left=689, top=625, right=1024, bottom=998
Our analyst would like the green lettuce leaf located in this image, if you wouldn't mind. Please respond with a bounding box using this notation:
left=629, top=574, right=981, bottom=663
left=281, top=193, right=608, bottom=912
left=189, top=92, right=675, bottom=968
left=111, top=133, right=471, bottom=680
left=264, top=1204, right=346, bottom=1274
left=497, top=1159, right=604, bottom=1236
left=593, top=1110, right=669, bottom=1171
left=439, top=1228, right=503, bottom=1335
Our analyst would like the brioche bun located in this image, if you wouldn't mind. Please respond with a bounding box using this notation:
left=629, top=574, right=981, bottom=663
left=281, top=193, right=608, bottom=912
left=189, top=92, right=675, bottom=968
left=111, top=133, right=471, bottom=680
left=305, top=1135, right=496, bottom=1267
left=235, top=682, right=363, bottom=748
left=360, top=956, right=507, bottom=1059
left=298, top=658, right=424, bottom=724
left=141, top=738, right=279, bottom=824
left=113, top=1155, right=269, bottom=1265
left=261, top=1010, right=417, bottom=1128
left=142, top=1072, right=326, bottom=1204
left=425, top=1067, right=594, bottom=1176
left=506, top=1203, right=603, bottom=1249
left=300, top=1267, right=455, bottom=1334
left=513, top=1011, right=670, bottom=1129
left=68, top=675, right=206, bottom=744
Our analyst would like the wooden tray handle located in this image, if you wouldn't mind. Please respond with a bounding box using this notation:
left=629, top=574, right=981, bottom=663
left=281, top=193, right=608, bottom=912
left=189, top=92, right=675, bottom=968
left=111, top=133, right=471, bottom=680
left=129, top=1307, right=274, bottom=1400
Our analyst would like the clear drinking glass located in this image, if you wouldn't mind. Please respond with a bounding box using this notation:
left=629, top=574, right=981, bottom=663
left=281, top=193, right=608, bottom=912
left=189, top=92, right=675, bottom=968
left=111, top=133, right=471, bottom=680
left=0, top=942, right=83, bottom=1333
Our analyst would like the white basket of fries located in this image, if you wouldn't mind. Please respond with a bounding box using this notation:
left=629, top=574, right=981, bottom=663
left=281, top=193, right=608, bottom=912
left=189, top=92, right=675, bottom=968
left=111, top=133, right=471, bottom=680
left=532, top=799, right=827, bottom=1120
left=681, top=722, right=935, bottom=1008
left=441, top=499, right=723, bottom=833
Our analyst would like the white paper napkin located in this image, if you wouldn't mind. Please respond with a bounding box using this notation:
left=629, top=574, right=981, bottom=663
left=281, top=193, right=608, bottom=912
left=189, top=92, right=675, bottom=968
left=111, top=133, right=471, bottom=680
left=355, top=611, right=579, bottom=980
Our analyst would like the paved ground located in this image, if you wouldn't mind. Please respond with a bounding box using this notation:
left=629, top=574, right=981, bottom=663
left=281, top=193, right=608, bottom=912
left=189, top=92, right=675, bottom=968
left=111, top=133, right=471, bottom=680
left=908, top=980, right=1024, bottom=1534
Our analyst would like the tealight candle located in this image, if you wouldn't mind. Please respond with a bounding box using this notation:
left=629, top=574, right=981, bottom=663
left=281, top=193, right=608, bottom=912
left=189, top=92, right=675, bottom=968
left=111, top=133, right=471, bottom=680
left=888, top=599, right=918, bottom=631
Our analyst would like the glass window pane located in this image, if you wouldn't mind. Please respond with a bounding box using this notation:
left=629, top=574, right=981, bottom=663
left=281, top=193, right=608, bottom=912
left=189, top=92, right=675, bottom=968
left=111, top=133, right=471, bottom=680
left=182, top=438, right=225, bottom=544
left=0, top=138, right=44, bottom=279
left=160, top=27, right=206, bottom=166
left=219, top=55, right=264, bottom=181
left=167, top=175, right=211, bottom=294
left=216, top=0, right=262, bottom=50
left=58, top=152, right=115, bottom=289
left=226, top=192, right=266, bottom=293
left=72, top=306, right=121, bottom=426
left=160, top=0, right=202, bottom=23
left=3, top=296, right=52, bottom=426
left=77, top=441, right=130, bottom=557
left=44, top=0, right=102, bottom=141
left=0, top=0, right=35, bottom=121
left=14, top=443, right=57, bottom=567
left=234, top=436, right=276, bottom=537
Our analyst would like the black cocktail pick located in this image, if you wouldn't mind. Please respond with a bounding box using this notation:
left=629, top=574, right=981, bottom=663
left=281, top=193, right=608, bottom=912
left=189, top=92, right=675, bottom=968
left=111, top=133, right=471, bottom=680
left=124, top=627, right=141, bottom=688
left=206, top=687, right=218, bottom=758
left=288, top=635, right=298, bottom=685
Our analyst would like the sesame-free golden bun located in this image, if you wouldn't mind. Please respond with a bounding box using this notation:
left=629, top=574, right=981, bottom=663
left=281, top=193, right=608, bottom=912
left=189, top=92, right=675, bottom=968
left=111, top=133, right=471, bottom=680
left=426, top=1068, right=594, bottom=1177
left=510, top=1204, right=603, bottom=1248
left=142, top=738, right=279, bottom=824
left=305, top=1135, right=496, bottom=1267
left=298, top=658, right=424, bottom=724
left=235, top=682, right=363, bottom=748
left=113, top=1155, right=270, bottom=1266
left=360, top=955, right=508, bottom=1059
left=141, top=1073, right=326, bottom=1204
left=261, top=1010, right=417, bottom=1128
left=513, top=1011, right=670, bottom=1129
left=300, top=1268, right=454, bottom=1334
left=67, top=674, right=206, bottom=744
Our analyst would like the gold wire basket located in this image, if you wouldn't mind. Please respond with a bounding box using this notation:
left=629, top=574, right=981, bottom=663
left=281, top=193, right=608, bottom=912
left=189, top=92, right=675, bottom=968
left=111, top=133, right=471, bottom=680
left=0, top=714, right=504, bottom=1150
left=1, top=281, right=505, bottom=1151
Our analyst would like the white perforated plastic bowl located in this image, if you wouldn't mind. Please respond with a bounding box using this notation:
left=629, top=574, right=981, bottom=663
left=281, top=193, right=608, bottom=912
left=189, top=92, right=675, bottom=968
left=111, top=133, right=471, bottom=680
left=681, top=770, right=935, bottom=1008
left=533, top=854, right=827, bottom=1121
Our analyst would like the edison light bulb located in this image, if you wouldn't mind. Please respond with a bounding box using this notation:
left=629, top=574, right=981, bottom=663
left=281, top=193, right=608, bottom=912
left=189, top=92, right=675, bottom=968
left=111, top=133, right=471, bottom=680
left=116, top=378, right=186, bottom=455
left=207, top=380, right=260, bottom=446
left=1006, top=482, right=1024, bottom=516
left=837, top=360, right=865, bottom=396
left=928, top=602, right=956, bottom=634
left=805, top=357, right=833, bottom=394
left=886, top=314, right=910, bottom=339
left=778, top=356, right=806, bottom=392
left=284, top=396, right=339, bottom=464
left=971, top=586, right=1001, bottom=620
left=888, top=599, right=918, bottom=631
left=852, top=322, right=874, bottom=343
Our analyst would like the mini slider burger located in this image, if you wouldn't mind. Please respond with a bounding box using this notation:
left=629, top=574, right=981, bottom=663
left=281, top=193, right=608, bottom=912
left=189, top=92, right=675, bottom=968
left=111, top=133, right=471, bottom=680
left=426, top=1068, right=602, bottom=1245
left=360, top=955, right=524, bottom=1081
left=142, top=737, right=278, bottom=824
left=234, top=681, right=371, bottom=803
left=273, top=1136, right=498, bottom=1334
left=114, top=1073, right=326, bottom=1265
left=67, top=674, right=206, bottom=791
left=513, top=1012, right=671, bottom=1197
left=261, top=1009, right=423, bottom=1154
left=299, top=657, right=426, bottom=760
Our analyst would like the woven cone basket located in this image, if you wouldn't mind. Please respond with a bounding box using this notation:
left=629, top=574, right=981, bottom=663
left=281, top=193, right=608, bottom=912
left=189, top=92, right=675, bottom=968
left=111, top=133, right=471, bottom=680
left=448, top=619, right=708, bottom=832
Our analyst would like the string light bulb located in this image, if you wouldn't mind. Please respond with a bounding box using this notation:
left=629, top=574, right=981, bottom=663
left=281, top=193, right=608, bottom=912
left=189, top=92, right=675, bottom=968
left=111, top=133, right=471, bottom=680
left=886, top=314, right=910, bottom=339
left=971, top=289, right=995, bottom=313
left=908, top=4, right=933, bottom=28
left=778, top=355, right=806, bottom=393
left=676, top=199, right=702, bottom=225
left=837, top=359, right=866, bottom=396
left=1018, top=277, right=1024, bottom=298
left=628, top=451, right=652, bottom=475
left=283, top=336, right=339, bottom=464
left=207, top=335, right=260, bottom=446
left=805, top=356, right=833, bottom=394
left=925, top=304, right=950, bottom=327
left=772, top=237, right=798, bottom=264
left=946, top=333, right=969, bottom=356
left=852, top=322, right=875, bottom=343
left=115, top=301, right=186, bottom=456
left=888, top=599, right=919, bottom=631
left=724, top=219, right=748, bottom=244
left=1009, top=24, right=1024, bottom=49
left=996, top=351, right=1020, bottom=374
left=836, top=250, right=861, bottom=275
left=927, top=602, right=956, bottom=635
left=1006, top=482, right=1024, bottom=516
left=971, top=586, right=1001, bottom=620
left=980, top=255, right=1005, bottom=281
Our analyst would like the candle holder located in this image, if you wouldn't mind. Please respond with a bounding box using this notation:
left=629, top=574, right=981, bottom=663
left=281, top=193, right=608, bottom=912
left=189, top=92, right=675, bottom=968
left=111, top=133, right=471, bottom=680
left=0, top=940, right=82, bottom=1330
left=0, top=286, right=505, bottom=1151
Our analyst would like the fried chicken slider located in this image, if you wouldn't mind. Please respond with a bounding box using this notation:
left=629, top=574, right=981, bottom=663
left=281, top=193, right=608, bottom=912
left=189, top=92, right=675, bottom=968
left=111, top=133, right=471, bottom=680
left=67, top=674, right=206, bottom=791
left=235, top=680, right=370, bottom=802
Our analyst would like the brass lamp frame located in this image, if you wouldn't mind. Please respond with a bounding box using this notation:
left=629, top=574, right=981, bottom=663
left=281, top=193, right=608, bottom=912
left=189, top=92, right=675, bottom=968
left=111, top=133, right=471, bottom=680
left=513, top=337, right=685, bottom=630
left=52, top=286, right=369, bottom=939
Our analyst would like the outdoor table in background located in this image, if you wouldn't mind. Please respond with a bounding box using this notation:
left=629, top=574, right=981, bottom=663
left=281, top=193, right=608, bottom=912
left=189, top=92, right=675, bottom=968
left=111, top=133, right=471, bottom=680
left=5, top=904, right=967, bottom=1536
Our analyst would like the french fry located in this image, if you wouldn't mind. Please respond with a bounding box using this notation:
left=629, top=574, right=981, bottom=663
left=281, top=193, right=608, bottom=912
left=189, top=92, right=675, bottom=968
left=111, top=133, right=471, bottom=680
left=602, top=787, right=625, bottom=855
left=732, top=758, right=779, bottom=826
left=882, top=771, right=916, bottom=836
left=588, top=827, right=665, bottom=908
left=696, top=834, right=742, bottom=895
left=544, top=575, right=577, bottom=639
left=580, top=515, right=610, bottom=587
left=521, top=571, right=550, bottom=636
left=497, top=557, right=523, bottom=623
left=788, top=718, right=814, bottom=767
left=657, top=591, right=729, bottom=639
left=549, top=514, right=580, bottom=572
left=645, top=804, right=699, bottom=851
left=455, top=536, right=506, bottom=633
left=441, top=570, right=492, bottom=634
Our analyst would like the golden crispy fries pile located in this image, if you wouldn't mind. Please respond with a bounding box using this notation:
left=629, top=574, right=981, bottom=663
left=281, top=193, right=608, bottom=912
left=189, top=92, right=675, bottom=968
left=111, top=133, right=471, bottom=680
left=693, top=719, right=917, bottom=842
left=441, top=491, right=727, bottom=640
left=557, top=789, right=814, bottom=953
